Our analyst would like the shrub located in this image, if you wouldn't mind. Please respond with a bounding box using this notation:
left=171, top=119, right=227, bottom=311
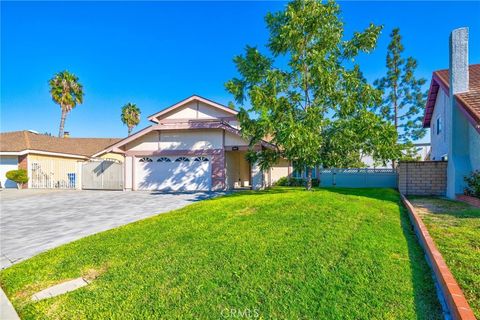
left=6, top=169, right=28, bottom=189
left=464, top=170, right=480, bottom=198
left=274, top=177, right=320, bottom=188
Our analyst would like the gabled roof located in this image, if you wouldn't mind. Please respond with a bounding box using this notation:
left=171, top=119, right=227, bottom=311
left=147, top=95, right=237, bottom=123
left=0, top=131, right=121, bottom=157
left=423, top=64, right=480, bottom=130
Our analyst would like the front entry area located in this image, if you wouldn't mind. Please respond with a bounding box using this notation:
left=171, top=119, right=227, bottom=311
left=225, top=151, right=250, bottom=189
left=135, top=156, right=211, bottom=191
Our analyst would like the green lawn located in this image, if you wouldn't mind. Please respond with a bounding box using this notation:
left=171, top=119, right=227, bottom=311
left=409, top=197, right=480, bottom=318
left=1, top=188, right=442, bottom=319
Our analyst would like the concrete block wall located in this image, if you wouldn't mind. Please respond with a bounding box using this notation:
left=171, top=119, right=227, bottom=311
left=398, top=161, right=447, bottom=196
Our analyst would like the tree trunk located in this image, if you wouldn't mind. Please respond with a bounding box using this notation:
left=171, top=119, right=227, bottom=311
left=306, top=167, right=312, bottom=191
left=58, top=108, right=68, bottom=138
left=128, top=127, right=132, bottom=136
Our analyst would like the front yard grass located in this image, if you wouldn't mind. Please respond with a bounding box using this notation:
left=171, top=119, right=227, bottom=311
left=0, top=188, right=442, bottom=319
left=409, top=197, right=480, bottom=318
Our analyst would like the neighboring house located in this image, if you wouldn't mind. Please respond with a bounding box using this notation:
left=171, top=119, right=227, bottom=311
left=423, top=28, right=480, bottom=198
left=0, top=131, right=120, bottom=189
left=95, top=95, right=290, bottom=191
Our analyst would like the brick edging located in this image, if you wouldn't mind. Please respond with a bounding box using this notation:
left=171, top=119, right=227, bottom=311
left=400, top=194, right=476, bottom=320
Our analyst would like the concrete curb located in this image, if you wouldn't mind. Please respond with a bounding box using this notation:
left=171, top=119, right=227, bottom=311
left=400, top=194, right=476, bottom=320
left=1, top=287, right=20, bottom=320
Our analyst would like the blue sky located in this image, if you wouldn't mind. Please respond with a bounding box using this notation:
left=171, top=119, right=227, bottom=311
left=1, top=1, right=479, bottom=140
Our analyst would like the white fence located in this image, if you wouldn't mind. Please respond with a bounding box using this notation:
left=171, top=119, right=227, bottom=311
left=30, top=158, right=80, bottom=189
left=318, top=168, right=397, bottom=188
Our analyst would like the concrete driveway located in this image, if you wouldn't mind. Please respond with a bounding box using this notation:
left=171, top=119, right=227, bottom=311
left=0, top=189, right=219, bottom=269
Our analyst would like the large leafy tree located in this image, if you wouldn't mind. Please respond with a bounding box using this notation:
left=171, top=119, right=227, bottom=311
left=374, top=28, right=427, bottom=146
left=49, top=71, right=84, bottom=138
left=226, top=0, right=399, bottom=190
left=121, top=103, right=141, bottom=135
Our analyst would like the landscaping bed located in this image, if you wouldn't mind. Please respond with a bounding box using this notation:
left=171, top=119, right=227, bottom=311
left=409, top=196, right=480, bottom=318
left=1, top=188, right=442, bottom=319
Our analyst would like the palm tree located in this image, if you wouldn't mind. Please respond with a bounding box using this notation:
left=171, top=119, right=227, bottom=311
left=49, top=71, right=84, bottom=137
left=121, top=103, right=141, bottom=135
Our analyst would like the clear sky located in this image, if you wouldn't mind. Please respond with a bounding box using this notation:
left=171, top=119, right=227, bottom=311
left=1, top=1, right=479, bottom=140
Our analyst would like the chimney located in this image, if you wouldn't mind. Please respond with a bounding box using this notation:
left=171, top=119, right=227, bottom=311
left=449, top=27, right=469, bottom=94
left=64, top=131, right=70, bottom=138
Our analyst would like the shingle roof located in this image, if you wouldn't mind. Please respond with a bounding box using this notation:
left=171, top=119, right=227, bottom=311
left=0, top=131, right=121, bottom=157
left=424, top=64, right=480, bottom=127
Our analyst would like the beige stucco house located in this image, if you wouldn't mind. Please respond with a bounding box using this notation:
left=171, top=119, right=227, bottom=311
left=94, top=95, right=291, bottom=191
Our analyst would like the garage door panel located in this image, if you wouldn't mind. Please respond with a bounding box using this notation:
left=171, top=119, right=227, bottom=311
left=0, top=156, right=18, bottom=188
left=136, top=157, right=211, bottom=191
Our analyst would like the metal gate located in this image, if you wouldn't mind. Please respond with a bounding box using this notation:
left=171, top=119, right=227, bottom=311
left=30, top=158, right=79, bottom=189
left=82, top=159, right=124, bottom=190
left=318, top=168, right=397, bottom=188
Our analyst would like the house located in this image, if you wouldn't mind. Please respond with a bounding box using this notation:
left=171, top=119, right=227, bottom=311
left=0, top=131, right=120, bottom=188
left=94, top=95, right=290, bottom=191
left=423, top=27, right=480, bottom=198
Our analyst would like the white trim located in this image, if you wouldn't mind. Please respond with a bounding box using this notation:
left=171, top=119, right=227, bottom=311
left=0, top=150, right=88, bottom=159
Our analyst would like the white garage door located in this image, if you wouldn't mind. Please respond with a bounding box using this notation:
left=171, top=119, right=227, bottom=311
left=0, top=156, right=19, bottom=188
left=136, top=156, right=211, bottom=191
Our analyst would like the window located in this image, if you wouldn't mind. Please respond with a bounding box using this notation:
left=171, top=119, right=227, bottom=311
left=194, top=157, right=209, bottom=162
left=139, top=157, right=152, bottom=163
left=157, top=157, right=171, bottom=162
left=175, top=157, right=190, bottom=162
left=436, top=116, right=442, bottom=135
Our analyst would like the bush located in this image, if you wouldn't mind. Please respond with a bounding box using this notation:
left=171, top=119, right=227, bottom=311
left=6, top=169, right=28, bottom=188
left=464, top=170, right=480, bottom=198
left=274, top=177, right=320, bottom=188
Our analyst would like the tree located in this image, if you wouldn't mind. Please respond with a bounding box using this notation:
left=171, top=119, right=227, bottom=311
left=374, top=28, right=427, bottom=152
left=6, top=169, right=28, bottom=189
left=226, top=0, right=399, bottom=190
left=49, top=71, right=84, bottom=138
left=121, top=103, right=141, bottom=135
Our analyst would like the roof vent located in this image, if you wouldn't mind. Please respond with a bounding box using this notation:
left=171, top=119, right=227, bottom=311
left=27, top=130, right=39, bottom=134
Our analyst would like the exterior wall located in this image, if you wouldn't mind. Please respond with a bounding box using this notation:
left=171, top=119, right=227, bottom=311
left=468, top=122, right=480, bottom=171
left=162, top=101, right=233, bottom=121
left=160, top=130, right=223, bottom=150
left=225, top=151, right=250, bottom=189
left=126, top=132, right=159, bottom=151
left=430, top=88, right=449, bottom=160
left=0, top=155, right=19, bottom=188
left=447, top=101, right=473, bottom=198
left=18, top=154, right=28, bottom=189
left=101, top=152, right=124, bottom=163
left=224, top=131, right=249, bottom=147
left=268, top=159, right=291, bottom=185
left=28, top=154, right=83, bottom=189
left=251, top=162, right=264, bottom=190
left=125, top=156, right=133, bottom=190
left=398, top=161, right=447, bottom=196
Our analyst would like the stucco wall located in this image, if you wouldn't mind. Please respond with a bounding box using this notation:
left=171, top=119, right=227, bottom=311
left=160, top=130, right=223, bottom=150
left=162, top=101, right=233, bottom=120
left=269, top=159, right=291, bottom=185
left=224, top=131, right=249, bottom=147
left=469, top=123, right=480, bottom=171
left=125, top=156, right=133, bottom=190
left=126, top=132, right=159, bottom=151
left=101, top=152, right=124, bottom=163
left=430, top=88, right=449, bottom=160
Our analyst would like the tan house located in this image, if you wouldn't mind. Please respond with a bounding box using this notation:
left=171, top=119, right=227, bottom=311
left=95, top=95, right=291, bottom=191
left=0, top=131, right=120, bottom=189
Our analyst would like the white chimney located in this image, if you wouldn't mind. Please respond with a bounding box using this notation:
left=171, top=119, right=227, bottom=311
left=449, top=27, right=469, bottom=94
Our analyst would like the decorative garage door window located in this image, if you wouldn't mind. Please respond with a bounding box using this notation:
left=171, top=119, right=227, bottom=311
left=157, top=157, right=172, bottom=162
left=175, top=157, right=190, bottom=162
left=194, top=157, right=209, bottom=162
left=139, top=157, right=153, bottom=163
